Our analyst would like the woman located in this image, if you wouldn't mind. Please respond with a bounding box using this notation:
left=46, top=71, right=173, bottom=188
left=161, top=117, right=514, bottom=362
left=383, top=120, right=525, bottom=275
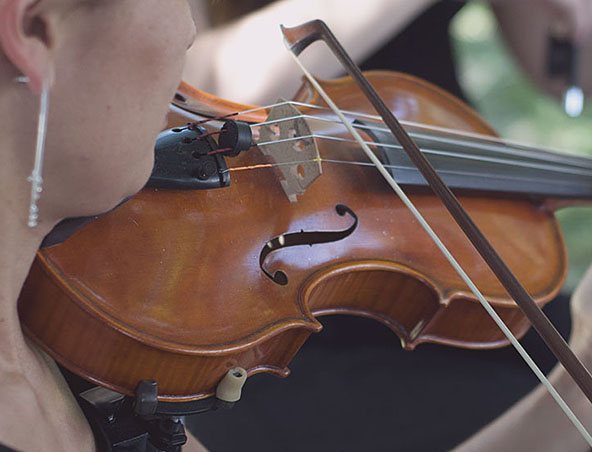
left=1, top=1, right=591, bottom=451
left=0, top=0, right=198, bottom=450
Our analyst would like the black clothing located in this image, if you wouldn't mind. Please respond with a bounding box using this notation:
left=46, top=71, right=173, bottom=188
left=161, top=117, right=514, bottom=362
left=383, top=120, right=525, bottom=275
left=360, top=1, right=467, bottom=101
left=187, top=295, right=571, bottom=452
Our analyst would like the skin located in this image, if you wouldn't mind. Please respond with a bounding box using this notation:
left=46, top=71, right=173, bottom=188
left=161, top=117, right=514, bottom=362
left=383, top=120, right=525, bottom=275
left=0, top=0, right=198, bottom=450
left=542, top=0, right=592, bottom=43
left=183, top=0, right=437, bottom=105
left=455, top=266, right=592, bottom=452
left=183, top=0, right=592, bottom=105
left=494, top=0, right=592, bottom=99
left=0, top=0, right=589, bottom=450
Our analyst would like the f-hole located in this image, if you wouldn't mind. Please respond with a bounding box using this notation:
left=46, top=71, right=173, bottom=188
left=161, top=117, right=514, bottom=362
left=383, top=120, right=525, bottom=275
left=259, top=204, right=358, bottom=285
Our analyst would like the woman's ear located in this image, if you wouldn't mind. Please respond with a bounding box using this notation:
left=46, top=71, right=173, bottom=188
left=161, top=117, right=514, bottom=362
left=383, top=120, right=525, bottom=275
left=0, top=0, right=55, bottom=94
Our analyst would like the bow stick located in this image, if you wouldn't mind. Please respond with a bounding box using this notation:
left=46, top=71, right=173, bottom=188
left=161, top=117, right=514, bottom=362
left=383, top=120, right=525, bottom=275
left=281, top=19, right=592, bottom=443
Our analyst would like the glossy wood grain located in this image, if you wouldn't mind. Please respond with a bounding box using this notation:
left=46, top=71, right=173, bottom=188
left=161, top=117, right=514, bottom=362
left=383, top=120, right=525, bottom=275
left=19, top=72, right=567, bottom=401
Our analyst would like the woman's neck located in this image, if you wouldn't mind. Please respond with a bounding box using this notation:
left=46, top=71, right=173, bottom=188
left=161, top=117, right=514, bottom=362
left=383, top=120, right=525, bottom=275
left=0, top=189, right=52, bottom=369
left=0, top=86, right=56, bottom=369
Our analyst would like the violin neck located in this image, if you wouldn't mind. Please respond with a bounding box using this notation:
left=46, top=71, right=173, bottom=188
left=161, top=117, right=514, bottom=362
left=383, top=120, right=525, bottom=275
left=363, top=122, right=592, bottom=202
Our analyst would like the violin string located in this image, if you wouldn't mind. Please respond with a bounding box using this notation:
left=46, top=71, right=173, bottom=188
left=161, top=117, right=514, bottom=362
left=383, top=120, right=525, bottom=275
left=234, top=99, right=591, bottom=160
left=207, top=147, right=233, bottom=156
left=256, top=134, right=592, bottom=178
left=252, top=113, right=592, bottom=171
left=411, top=130, right=592, bottom=170
left=287, top=48, right=592, bottom=446
left=227, top=158, right=321, bottom=173
left=199, top=130, right=224, bottom=139
left=172, top=101, right=590, bottom=171
left=190, top=111, right=239, bottom=127
left=228, top=157, right=592, bottom=188
left=181, top=130, right=224, bottom=145
left=174, top=86, right=592, bottom=442
left=175, top=98, right=590, bottom=164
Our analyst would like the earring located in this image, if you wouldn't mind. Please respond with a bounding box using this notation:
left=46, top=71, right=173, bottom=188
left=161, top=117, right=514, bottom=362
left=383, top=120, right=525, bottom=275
left=14, top=75, right=50, bottom=227
left=14, top=75, right=29, bottom=84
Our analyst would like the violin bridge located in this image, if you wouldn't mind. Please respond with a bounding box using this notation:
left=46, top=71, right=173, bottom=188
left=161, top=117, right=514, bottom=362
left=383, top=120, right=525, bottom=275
left=257, top=100, right=322, bottom=202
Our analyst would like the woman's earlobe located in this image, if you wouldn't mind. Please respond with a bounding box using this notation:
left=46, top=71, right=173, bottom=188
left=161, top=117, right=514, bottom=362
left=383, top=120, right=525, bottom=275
left=0, top=0, right=55, bottom=94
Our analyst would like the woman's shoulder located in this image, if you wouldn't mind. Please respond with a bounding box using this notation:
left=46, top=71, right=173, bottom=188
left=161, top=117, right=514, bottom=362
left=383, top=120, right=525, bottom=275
left=0, top=346, right=96, bottom=452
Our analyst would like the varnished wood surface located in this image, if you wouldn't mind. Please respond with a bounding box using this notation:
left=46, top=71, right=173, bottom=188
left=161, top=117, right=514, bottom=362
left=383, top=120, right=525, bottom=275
left=19, top=72, right=567, bottom=401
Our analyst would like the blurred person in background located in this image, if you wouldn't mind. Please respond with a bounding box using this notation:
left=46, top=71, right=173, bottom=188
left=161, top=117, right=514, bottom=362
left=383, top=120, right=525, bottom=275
left=184, top=0, right=592, bottom=105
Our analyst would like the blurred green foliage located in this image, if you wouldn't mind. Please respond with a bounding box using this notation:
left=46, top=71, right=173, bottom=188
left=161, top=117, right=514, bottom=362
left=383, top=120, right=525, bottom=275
left=451, top=2, right=592, bottom=292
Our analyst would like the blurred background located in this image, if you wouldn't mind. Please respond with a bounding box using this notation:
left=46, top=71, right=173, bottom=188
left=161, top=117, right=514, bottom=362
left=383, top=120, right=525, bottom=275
left=451, top=1, right=592, bottom=291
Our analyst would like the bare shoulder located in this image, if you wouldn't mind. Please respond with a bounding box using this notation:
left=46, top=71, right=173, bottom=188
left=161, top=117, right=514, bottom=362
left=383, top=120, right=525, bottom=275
left=0, top=347, right=96, bottom=452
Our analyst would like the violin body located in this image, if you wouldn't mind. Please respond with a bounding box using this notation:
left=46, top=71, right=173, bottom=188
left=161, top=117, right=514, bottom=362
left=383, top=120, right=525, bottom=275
left=18, top=71, right=568, bottom=402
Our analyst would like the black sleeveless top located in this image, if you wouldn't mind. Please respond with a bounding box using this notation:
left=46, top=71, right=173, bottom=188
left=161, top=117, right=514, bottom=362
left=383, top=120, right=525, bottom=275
left=0, top=444, right=18, bottom=452
left=360, top=1, right=466, bottom=101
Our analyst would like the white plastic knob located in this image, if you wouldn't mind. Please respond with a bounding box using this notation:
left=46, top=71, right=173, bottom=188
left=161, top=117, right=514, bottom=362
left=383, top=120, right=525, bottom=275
left=215, top=367, right=247, bottom=402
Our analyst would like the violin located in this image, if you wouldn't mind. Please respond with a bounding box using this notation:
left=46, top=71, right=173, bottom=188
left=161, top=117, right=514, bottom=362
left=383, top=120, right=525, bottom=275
left=17, top=61, right=592, bottom=405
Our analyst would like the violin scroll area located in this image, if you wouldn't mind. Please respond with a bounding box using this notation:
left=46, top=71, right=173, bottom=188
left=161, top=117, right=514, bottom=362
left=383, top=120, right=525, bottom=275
left=256, top=101, right=322, bottom=202
left=281, top=20, right=329, bottom=56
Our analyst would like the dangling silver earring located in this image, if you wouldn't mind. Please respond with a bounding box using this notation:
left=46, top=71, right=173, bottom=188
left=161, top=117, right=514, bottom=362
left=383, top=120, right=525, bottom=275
left=14, top=75, right=50, bottom=227
left=14, top=75, right=30, bottom=84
